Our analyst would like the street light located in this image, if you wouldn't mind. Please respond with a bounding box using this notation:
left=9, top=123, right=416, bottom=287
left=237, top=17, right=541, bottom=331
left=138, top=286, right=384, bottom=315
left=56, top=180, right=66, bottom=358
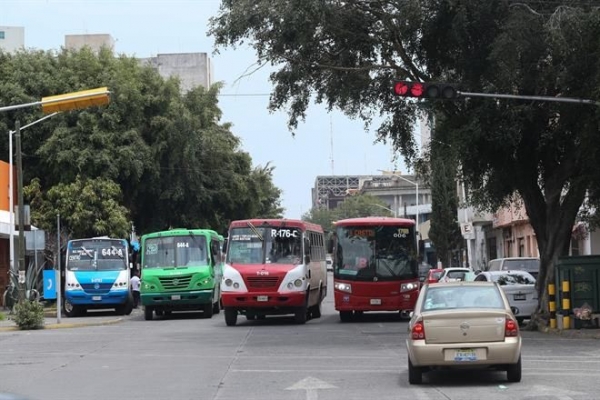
left=1, top=87, right=111, bottom=303
left=370, top=203, right=397, bottom=217
left=8, top=113, right=59, bottom=276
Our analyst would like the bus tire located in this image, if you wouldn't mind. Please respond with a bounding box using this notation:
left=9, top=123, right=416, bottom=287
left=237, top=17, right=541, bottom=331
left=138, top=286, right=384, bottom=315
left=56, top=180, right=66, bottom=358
left=64, top=299, right=79, bottom=318
left=212, top=292, right=221, bottom=315
left=294, top=307, right=308, bottom=324
left=203, top=302, right=214, bottom=318
left=339, top=311, right=353, bottom=322
left=309, top=285, right=323, bottom=319
left=144, top=306, right=154, bottom=321
left=224, top=307, right=237, bottom=326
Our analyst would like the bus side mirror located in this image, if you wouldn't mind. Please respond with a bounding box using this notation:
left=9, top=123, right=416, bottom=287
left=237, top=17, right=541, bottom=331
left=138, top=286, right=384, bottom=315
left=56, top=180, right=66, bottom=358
left=327, top=239, right=334, bottom=253
left=304, top=255, right=311, bottom=265
left=304, top=238, right=310, bottom=255
left=222, top=240, right=228, bottom=254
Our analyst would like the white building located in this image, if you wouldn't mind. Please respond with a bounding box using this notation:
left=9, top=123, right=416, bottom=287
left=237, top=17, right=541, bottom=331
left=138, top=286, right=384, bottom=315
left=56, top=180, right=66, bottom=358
left=140, top=53, right=214, bottom=92
left=0, top=26, right=24, bottom=53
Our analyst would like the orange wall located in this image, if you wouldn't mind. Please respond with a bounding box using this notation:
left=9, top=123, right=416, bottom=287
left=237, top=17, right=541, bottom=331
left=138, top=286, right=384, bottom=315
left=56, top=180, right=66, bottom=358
left=493, top=200, right=529, bottom=228
left=0, top=161, right=15, bottom=212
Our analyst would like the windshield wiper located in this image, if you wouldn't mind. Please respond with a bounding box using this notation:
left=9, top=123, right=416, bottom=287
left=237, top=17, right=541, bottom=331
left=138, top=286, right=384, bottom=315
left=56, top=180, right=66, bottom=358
left=246, top=221, right=263, bottom=241
left=80, top=246, right=94, bottom=258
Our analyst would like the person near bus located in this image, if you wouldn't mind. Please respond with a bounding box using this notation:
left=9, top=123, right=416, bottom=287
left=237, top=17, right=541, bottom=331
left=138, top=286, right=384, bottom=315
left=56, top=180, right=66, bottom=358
left=130, top=271, right=141, bottom=308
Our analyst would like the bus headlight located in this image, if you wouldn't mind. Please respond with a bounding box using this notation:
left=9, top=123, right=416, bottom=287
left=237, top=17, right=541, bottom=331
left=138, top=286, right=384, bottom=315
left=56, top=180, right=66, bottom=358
left=224, top=279, right=233, bottom=287
left=334, top=282, right=352, bottom=293
left=400, top=282, right=419, bottom=292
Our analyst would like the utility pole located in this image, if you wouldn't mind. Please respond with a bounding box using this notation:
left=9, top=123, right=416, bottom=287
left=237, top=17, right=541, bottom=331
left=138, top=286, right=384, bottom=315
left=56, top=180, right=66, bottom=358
left=15, top=121, right=26, bottom=301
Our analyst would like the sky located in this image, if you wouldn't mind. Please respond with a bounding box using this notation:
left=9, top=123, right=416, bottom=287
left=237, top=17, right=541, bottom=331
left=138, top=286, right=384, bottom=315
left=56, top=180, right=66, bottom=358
left=2, top=0, right=412, bottom=219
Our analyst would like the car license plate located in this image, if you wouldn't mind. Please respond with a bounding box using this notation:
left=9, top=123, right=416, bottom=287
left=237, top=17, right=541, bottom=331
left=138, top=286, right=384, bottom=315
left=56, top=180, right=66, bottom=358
left=92, top=296, right=101, bottom=301
left=513, top=293, right=526, bottom=301
left=257, top=295, right=268, bottom=302
left=454, top=349, right=477, bottom=361
left=171, top=295, right=181, bottom=300
left=370, top=298, right=381, bottom=305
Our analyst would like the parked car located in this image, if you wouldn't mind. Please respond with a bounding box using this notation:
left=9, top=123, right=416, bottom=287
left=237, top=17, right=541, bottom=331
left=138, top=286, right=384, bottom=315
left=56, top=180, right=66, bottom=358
left=425, top=268, right=444, bottom=284
left=487, top=257, right=540, bottom=279
left=438, top=267, right=473, bottom=282
left=406, top=281, right=522, bottom=384
left=474, top=270, right=537, bottom=324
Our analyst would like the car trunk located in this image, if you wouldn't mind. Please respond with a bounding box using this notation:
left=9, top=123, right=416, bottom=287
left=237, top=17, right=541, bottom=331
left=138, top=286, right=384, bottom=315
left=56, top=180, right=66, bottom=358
left=501, top=285, right=537, bottom=303
left=422, top=310, right=509, bottom=344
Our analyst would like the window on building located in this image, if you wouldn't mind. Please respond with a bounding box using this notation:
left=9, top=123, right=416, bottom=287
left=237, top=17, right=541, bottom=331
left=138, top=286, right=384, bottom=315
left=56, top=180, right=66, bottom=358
left=571, top=239, right=580, bottom=256
left=0, top=31, right=5, bottom=40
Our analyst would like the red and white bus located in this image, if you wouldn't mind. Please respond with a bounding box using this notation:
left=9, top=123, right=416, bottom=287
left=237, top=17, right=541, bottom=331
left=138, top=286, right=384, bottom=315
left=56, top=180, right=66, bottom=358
left=329, top=217, right=420, bottom=322
left=221, top=219, right=327, bottom=326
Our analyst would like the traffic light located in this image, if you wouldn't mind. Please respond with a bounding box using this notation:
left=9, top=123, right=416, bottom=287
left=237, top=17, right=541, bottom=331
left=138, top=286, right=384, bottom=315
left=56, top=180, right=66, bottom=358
left=392, top=81, right=459, bottom=100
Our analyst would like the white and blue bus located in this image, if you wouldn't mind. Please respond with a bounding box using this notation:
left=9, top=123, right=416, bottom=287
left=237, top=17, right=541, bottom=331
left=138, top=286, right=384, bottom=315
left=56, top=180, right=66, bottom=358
left=64, top=237, right=133, bottom=317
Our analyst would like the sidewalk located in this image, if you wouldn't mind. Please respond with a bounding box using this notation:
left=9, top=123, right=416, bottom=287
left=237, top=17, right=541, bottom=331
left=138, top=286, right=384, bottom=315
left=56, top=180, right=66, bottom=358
left=0, top=310, right=125, bottom=332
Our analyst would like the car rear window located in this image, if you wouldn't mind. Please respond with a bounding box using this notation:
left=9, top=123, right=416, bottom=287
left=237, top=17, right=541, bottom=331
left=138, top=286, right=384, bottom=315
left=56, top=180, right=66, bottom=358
left=446, top=271, right=467, bottom=280
left=422, top=286, right=505, bottom=311
left=492, top=273, right=535, bottom=285
left=503, top=259, right=539, bottom=272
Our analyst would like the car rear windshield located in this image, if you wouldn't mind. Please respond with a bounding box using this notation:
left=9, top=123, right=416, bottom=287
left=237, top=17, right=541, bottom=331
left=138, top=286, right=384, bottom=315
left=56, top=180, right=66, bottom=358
left=422, top=285, right=505, bottom=311
left=493, top=273, right=535, bottom=285
left=503, top=259, right=539, bottom=272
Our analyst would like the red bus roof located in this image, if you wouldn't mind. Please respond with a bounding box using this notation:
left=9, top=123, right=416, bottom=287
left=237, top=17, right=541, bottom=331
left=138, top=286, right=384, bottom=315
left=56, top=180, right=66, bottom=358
left=334, top=216, right=415, bottom=227
left=228, top=218, right=324, bottom=233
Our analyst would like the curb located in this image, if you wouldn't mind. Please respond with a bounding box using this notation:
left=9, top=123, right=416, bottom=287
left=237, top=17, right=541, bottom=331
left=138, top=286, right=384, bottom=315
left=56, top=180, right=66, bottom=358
left=0, top=317, right=124, bottom=332
left=538, top=326, right=600, bottom=339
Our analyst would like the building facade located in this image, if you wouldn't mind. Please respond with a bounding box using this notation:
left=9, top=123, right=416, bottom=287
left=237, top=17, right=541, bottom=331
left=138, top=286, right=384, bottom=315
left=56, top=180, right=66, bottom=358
left=0, top=26, right=24, bottom=53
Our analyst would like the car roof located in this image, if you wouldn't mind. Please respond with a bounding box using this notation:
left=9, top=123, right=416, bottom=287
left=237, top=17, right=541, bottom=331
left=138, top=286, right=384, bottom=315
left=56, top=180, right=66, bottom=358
left=426, top=281, right=496, bottom=288
left=442, top=267, right=471, bottom=272
left=490, top=257, right=539, bottom=261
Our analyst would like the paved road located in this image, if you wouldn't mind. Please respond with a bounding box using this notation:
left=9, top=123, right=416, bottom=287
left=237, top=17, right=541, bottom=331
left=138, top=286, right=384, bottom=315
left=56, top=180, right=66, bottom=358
left=0, top=274, right=598, bottom=400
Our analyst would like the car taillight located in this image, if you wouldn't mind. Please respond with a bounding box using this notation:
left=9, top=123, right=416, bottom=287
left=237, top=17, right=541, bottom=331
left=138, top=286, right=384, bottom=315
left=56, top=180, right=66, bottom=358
left=411, top=321, right=426, bottom=340
left=505, top=318, right=519, bottom=337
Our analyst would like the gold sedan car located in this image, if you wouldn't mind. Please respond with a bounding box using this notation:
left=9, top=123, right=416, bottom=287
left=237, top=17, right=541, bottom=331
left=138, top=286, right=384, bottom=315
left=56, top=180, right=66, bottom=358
left=406, top=281, right=522, bottom=384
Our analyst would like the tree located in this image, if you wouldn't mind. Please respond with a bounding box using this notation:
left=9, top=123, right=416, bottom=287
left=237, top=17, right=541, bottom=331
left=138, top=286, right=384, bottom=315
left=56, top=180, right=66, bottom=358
left=0, top=47, right=284, bottom=239
left=426, top=129, right=463, bottom=268
left=209, top=0, right=600, bottom=328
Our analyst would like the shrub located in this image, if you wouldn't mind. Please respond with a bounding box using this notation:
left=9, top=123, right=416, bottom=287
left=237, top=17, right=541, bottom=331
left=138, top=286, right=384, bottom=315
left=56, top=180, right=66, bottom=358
left=13, top=300, right=45, bottom=330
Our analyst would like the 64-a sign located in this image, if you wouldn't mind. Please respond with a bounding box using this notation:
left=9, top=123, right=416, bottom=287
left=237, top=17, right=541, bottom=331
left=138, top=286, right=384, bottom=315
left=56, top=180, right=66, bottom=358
left=101, top=247, right=124, bottom=257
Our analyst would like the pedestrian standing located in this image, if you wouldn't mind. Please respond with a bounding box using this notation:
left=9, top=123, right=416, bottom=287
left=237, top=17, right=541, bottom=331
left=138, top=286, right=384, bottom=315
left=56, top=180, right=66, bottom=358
left=130, top=271, right=141, bottom=309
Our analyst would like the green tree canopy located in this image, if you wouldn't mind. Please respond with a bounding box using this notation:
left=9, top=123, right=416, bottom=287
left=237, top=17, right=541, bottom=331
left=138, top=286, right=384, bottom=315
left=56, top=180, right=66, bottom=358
left=0, top=47, right=283, bottom=239
left=209, top=0, right=600, bottom=327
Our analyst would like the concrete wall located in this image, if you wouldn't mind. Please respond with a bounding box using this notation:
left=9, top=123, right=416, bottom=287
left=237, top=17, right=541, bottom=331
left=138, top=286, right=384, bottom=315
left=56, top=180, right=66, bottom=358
left=64, top=34, right=114, bottom=53
left=0, top=26, right=24, bottom=53
left=141, top=53, right=213, bottom=92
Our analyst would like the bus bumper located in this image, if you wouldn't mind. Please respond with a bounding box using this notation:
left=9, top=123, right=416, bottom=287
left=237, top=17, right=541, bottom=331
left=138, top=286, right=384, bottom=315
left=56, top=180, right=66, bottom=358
left=141, top=290, right=213, bottom=307
left=65, top=290, right=129, bottom=305
left=334, top=290, right=419, bottom=312
left=221, top=291, right=306, bottom=314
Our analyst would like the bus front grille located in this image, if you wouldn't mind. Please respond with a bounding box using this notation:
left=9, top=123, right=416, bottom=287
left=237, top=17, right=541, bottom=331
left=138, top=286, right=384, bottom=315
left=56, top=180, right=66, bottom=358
left=81, top=283, right=112, bottom=294
left=158, top=275, right=193, bottom=290
left=246, top=277, right=280, bottom=289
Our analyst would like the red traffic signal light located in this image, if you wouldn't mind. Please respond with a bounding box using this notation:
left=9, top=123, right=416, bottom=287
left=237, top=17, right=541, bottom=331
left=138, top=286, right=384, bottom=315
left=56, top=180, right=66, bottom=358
left=392, top=81, right=459, bottom=99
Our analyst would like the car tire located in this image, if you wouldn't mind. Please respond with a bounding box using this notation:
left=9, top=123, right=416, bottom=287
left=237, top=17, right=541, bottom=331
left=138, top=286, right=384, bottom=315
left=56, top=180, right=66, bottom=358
left=408, top=357, right=422, bottom=384
left=507, top=355, right=522, bottom=383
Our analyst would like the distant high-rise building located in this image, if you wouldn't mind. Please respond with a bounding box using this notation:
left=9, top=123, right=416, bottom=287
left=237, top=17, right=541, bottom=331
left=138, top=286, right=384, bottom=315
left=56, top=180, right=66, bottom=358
left=0, top=26, right=24, bottom=53
left=65, top=34, right=115, bottom=53
left=140, top=53, right=214, bottom=92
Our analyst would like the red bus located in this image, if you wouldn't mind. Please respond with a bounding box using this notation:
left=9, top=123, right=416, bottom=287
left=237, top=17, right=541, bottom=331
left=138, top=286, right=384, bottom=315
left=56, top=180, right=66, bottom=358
left=221, top=219, right=327, bottom=326
left=328, top=217, right=420, bottom=322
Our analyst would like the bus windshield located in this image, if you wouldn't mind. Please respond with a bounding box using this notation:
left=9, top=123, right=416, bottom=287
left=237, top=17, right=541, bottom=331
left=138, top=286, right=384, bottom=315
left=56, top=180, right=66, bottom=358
left=66, top=239, right=128, bottom=271
left=334, top=225, right=418, bottom=281
left=143, top=234, right=208, bottom=268
left=227, top=226, right=303, bottom=265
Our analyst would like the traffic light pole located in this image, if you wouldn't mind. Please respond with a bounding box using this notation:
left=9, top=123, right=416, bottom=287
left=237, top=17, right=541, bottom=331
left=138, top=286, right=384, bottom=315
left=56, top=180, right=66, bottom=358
left=458, top=91, right=600, bottom=106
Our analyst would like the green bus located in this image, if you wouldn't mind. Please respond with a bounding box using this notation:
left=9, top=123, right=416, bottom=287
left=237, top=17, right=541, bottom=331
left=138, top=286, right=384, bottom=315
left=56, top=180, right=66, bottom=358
left=140, top=228, right=224, bottom=320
